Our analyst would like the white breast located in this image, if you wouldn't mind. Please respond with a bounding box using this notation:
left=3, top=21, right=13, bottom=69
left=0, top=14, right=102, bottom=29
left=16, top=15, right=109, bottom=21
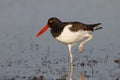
left=56, top=24, right=90, bottom=44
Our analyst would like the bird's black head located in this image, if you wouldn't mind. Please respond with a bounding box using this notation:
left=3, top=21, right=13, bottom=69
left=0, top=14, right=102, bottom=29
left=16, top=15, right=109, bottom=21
left=47, top=17, right=62, bottom=28
left=36, top=17, right=62, bottom=38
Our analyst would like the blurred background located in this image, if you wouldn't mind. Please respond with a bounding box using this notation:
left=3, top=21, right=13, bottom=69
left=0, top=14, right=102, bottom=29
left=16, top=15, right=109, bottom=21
left=0, top=0, right=120, bottom=80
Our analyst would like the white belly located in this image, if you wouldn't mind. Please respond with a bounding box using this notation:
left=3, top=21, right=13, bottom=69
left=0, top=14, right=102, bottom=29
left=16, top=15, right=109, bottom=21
left=56, top=25, right=90, bottom=44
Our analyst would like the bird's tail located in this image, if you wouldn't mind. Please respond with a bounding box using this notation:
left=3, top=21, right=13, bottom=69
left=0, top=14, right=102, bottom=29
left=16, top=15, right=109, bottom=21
left=87, top=23, right=102, bottom=31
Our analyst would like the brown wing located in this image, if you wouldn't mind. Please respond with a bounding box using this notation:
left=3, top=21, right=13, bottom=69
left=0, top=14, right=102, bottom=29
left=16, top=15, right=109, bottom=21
left=68, top=22, right=88, bottom=31
left=69, top=22, right=101, bottom=31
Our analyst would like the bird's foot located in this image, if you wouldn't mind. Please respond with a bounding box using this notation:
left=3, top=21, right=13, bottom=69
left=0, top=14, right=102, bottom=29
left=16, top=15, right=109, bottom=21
left=79, top=47, right=84, bottom=53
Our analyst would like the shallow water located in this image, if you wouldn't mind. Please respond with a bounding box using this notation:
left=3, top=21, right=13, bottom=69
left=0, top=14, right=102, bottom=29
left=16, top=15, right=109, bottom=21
left=0, top=0, right=120, bottom=80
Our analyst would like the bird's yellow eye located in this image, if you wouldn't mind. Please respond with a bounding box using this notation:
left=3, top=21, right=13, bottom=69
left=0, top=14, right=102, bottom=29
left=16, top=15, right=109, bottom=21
left=49, top=20, right=53, bottom=23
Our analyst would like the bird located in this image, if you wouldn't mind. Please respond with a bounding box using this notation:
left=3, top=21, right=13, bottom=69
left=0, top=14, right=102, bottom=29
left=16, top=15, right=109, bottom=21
left=36, top=17, right=102, bottom=65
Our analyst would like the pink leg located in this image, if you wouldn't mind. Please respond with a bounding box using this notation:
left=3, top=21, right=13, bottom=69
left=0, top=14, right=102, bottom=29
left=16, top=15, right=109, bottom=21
left=79, top=34, right=93, bottom=53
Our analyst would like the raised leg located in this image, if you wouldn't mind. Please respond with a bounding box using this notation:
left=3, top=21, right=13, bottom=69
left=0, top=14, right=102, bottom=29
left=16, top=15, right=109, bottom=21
left=79, top=34, right=93, bottom=53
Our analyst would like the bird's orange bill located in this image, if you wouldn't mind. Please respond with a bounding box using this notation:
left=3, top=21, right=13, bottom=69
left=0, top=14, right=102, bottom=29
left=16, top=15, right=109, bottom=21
left=36, top=25, right=49, bottom=38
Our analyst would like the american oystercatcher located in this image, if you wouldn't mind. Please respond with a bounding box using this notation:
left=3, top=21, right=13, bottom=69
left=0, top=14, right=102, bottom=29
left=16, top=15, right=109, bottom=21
left=36, top=17, right=102, bottom=65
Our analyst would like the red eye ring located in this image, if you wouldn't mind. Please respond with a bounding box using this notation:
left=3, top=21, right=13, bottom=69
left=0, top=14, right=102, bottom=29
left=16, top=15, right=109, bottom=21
left=49, top=20, right=53, bottom=23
